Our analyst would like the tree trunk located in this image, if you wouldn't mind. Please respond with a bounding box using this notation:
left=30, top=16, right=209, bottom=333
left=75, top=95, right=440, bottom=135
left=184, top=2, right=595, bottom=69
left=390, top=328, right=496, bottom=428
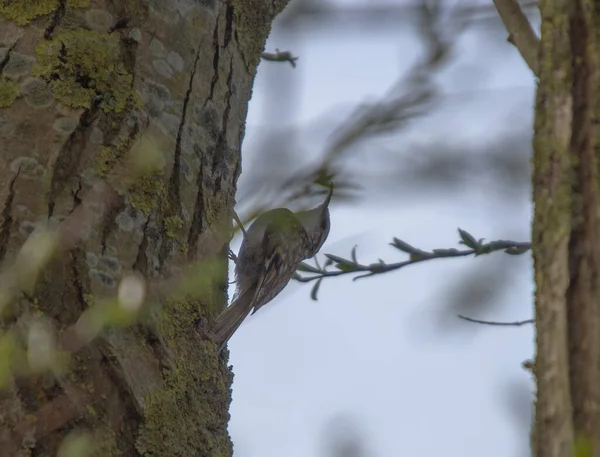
left=0, top=1, right=287, bottom=455
left=531, top=1, right=600, bottom=456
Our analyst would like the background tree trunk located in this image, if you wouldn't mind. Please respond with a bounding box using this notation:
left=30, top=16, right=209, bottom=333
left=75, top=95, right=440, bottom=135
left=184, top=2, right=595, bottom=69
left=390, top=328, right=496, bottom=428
left=0, top=0, right=287, bottom=455
left=532, top=1, right=600, bottom=456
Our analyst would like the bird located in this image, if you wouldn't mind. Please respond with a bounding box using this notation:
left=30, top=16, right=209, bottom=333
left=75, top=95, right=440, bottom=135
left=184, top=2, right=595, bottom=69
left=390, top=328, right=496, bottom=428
left=213, top=187, right=333, bottom=350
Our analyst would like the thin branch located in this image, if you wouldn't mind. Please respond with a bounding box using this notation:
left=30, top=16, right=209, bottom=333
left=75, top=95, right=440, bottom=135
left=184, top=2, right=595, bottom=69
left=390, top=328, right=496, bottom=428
left=457, top=314, right=534, bottom=326
left=295, top=228, right=531, bottom=300
left=261, top=49, right=299, bottom=68
left=492, top=0, right=540, bottom=75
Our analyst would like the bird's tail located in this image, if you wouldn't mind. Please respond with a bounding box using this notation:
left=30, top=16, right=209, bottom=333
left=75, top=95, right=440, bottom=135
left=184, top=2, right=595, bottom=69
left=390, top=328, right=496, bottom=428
left=213, top=288, right=255, bottom=351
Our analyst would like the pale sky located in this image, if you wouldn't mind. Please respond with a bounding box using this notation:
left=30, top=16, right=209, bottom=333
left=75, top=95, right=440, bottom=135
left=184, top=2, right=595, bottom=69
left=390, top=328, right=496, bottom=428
left=227, top=1, right=536, bottom=456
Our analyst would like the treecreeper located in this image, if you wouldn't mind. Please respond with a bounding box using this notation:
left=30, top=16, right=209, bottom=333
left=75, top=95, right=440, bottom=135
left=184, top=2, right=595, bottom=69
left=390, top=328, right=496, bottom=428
left=214, top=187, right=333, bottom=350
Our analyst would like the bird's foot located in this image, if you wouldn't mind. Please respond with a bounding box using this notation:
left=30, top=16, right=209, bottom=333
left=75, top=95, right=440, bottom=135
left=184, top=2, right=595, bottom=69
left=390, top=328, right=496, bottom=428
left=228, top=249, right=238, bottom=263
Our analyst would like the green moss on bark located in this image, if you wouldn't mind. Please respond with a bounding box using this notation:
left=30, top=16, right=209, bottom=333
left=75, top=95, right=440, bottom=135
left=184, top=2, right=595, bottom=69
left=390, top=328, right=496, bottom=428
left=33, top=29, right=138, bottom=112
left=129, top=171, right=166, bottom=215
left=165, top=216, right=184, bottom=238
left=0, top=0, right=90, bottom=25
left=136, top=294, right=232, bottom=457
left=0, top=78, right=19, bottom=107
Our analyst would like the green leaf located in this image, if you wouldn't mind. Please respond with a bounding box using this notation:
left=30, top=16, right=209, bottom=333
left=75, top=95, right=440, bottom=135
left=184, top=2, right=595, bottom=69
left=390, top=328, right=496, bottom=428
left=335, top=263, right=356, bottom=272
left=390, top=238, right=420, bottom=253
left=458, top=228, right=480, bottom=250
left=297, top=262, right=321, bottom=273
left=350, top=245, right=358, bottom=263
left=310, top=278, right=323, bottom=301
left=325, top=254, right=351, bottom=264
left=505, top=246, right=530, bottom=255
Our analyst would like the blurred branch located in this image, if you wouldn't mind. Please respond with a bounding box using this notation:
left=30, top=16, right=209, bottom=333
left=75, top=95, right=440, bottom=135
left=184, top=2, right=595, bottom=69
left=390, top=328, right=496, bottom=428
left=261, top=49, right=299, bottom=68
left=280, top=0, right=539, bottom=28
left=295, top=228, right=530, bottom=300
left=492, top=0, right=540, bottom=74
left=240, top=0, right=462, bottom=216
left=322, top=0, right=452, bottom=167
left=457, top=314, right=534, bottom=326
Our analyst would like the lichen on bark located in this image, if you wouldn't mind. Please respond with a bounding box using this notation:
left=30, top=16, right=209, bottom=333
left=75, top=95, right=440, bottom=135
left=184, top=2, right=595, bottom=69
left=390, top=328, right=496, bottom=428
left=33, top=30, right=139, bottom=112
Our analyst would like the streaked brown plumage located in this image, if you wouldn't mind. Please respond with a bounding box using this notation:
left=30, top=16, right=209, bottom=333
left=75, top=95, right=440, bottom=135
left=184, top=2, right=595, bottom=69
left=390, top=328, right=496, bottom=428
left=213, top=188, right=333, bottom=350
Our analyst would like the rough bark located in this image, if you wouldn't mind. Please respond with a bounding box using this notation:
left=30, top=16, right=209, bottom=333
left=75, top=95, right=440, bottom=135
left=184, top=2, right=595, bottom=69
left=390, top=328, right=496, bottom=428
left=530, top=0, right=600, bottom=456
left=0, top=0, right=287, bottom=455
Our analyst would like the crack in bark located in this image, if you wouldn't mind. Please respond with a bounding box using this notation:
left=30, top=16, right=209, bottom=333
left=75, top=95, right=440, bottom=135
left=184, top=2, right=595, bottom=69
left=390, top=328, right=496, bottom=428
left=157, top=44, right=203, bottom=271
left=187, top=164, right=206, bottom=261
left=0, top=168, right=21, bottom=264
left=70, top=179, right=83, bottom=213
left=211, top=57, right=234, bottom=195
left=100, top=192, right=125, bottom=255
left=133, top=215, right=151, bottom=275
left=109, top=17, right=132, bottom=33
left=48, top=108, right=97, bottom=218
left=208, top=22, right=220, bottom=99
left=118, top=30, right=139, bottom=76
left=44, top=0, right=66, bottom=40
left=224, top=3, right=234, bottom=49
left=188, top=58, right=234, bottom=259
left=0, top=42, right=15, bottom=74
left=69, top=248, right=87, bottom=314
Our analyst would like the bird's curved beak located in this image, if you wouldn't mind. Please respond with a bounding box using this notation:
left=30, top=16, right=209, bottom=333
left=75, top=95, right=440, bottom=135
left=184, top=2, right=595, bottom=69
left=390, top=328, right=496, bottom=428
left=321, top=186, right=333, bottom=209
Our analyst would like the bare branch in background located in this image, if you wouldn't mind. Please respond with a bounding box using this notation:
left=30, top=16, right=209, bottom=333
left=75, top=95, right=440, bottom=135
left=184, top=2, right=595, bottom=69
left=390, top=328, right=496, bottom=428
left=492, top=0, right=540, bottom=74
left=240, top=0, right=540, bottom=216
left=239, top=0, right=464, bottom=220
left=457, top=314, right=533, bottom=326
left=279, top=0, right=539, bottom=27
left=321, top=0, right=455, bottom=167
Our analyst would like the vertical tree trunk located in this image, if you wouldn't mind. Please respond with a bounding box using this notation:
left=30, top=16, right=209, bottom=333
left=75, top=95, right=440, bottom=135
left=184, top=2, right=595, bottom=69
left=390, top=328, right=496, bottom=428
left=0, top=0, right=287, bottom=455
left=532, top=1, right=600, bottom=456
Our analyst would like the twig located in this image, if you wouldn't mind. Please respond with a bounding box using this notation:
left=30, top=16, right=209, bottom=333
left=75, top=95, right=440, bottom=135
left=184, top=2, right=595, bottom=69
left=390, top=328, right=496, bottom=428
left=297, top=234, right=530, bottom=283
left=457, top=314, right=534, bottom=326
left=295, top=228, right=531, bottom=300
left=492, top=0, right=540, bottom=75
left=261, top=49, right=299, bottom=68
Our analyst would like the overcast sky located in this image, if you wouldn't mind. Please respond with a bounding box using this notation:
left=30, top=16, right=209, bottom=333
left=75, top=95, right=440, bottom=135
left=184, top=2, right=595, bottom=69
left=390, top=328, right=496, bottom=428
left=227, top=1, right=536, bottom=456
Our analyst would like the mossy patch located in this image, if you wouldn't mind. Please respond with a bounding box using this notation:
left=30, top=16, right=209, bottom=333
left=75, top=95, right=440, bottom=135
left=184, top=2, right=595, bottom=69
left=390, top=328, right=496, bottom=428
left=33, top=29, right=137, bottom=112
left=136, top=295, right=232, bottom=457
left=136, top=342, right=232, bottom=457
left=97, top=145, right=120, bottom=177
left=164, top=216, right=184, bottom=238
left=0, top=77, right=19, bottom=107
left=129, top=171, right=166, bottom=215
left=96, top=134, right=136, bottom=177
left=0, top=0, right=90, bottom=26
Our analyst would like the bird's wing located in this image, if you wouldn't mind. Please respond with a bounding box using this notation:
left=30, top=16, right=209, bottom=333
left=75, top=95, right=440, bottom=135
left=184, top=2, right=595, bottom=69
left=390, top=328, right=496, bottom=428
left=250, top=212, right=305, bottom=315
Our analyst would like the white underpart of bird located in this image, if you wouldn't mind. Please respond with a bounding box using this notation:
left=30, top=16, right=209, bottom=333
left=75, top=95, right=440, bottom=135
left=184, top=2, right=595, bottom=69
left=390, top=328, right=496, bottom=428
left=213, top=188, right=333, bottom=350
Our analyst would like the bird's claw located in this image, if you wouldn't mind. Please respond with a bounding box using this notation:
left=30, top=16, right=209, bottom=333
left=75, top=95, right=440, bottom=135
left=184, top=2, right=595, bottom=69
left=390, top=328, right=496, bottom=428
left=228, top=249, right=238, bottom=263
